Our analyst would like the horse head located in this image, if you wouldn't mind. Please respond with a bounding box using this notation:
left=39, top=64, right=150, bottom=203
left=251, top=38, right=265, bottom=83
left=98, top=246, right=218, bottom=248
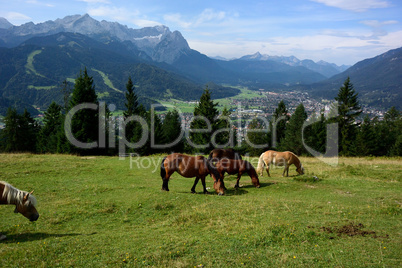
left=213, top=178, right=225, bottom=196
left=14, top=191, right=39, bottom=221
left=206, top=160, right=225, bottom=195
left=296, top=164, right=305, bottom=175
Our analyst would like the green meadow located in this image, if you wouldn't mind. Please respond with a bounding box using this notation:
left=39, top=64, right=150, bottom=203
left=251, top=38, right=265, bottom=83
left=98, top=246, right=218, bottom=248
left=0, top=154, right=401, bottom=267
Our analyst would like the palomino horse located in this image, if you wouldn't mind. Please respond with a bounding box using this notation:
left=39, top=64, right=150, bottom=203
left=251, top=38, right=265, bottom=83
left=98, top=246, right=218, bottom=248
left=0, top=181, right=39, bottom=241
left=214, top=159, right=260, bottom=189
left=160, top=153, right=225, bottom=195
left=208, top=148, right=242, bottom=164
left=257, top=150, right=304, bottom=177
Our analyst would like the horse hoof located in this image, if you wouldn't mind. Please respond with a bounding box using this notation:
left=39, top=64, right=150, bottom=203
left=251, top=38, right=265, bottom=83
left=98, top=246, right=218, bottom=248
left=218, top=192, right=224, bottom=196
left=0, top=234, right=6, bottom=241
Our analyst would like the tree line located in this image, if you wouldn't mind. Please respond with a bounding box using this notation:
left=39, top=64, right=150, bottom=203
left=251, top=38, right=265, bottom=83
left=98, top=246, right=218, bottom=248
left=0, top=69, right=401, bottom=157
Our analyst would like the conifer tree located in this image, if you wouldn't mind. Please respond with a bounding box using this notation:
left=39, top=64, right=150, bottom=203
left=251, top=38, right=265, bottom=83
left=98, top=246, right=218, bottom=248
left=1, top=107, right=20, bottom=152
left=334, top=77, right=362, bottom=155
left=272, top=100, right=289, bottom=148
left=37, top=102, right=62, bottom=153
left=281, top=103, right=307, bottom=155
left=245, top=117, right=269, bottom=156
left=189, top=87, right=219, bottom=154
left=304, top=112, right=327, bottom=155
left=1, top=108, right=39, bottom=152
left=67, top=68, right=99, bottom=154
left=162, top=109, right=184, bottom=152
left=214, top=106, right=234, bottom=148
left=123, top=76, right=139, bottom=144
left=355, top=115, right=377, bottom=156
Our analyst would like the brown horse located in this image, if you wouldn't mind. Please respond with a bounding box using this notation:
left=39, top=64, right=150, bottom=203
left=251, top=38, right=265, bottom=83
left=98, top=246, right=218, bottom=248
left=257, top=150, right=304, bottom=177
left=207, top=148, right=242, bottom=163
left=214, top=159, right=260, bottom=189
left=1, top=181, right=39, bottom=241
left=160, top=153, right=225, bottom=195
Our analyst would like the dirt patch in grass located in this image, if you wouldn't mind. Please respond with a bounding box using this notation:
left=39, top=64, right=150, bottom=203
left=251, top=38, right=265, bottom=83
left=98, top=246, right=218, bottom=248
left=318, top=222, right=389, bottom=239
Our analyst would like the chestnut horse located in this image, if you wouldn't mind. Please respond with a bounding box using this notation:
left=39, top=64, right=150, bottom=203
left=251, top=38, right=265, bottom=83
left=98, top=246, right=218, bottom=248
left=257, top=150, right=304, bottom=177
left=207, top=148, right=242, bottom=164
left=0, top=181, right=39, bottom=241
left=160, top=153, right=225, bottom=195
left=214, top=159, right=260, bottom=189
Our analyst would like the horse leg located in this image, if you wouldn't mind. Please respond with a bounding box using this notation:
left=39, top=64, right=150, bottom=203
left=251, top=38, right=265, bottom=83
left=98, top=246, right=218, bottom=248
left=234, top=173, right=242, bottom=188
left=282, top=165, right=289, bottom=177
left=267, top=164, right=271, bottom=177
left=191, top=177, right=200, bottom=193
left=161, top=170, right=172, bottom=191
left=200, top=176, right=209, bottom=194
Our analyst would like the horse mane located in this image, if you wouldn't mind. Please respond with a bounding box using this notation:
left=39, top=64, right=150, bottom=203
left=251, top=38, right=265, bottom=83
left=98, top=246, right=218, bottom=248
left=288, top=152, right=301, bottom=168
left=0, top=181, right=37, bottom=206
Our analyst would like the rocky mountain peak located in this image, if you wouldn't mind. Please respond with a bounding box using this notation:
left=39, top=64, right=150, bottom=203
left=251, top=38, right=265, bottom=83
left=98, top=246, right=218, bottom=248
left=0, top=14, right=191, bottom=63
left=0, top=17, right=13, bottom=29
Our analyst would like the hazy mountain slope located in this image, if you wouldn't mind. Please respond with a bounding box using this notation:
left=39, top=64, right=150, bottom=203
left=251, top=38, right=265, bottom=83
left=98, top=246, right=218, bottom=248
left=306, top=47, right=402, bottom=109
left=0, top=32, right=239, bottom=113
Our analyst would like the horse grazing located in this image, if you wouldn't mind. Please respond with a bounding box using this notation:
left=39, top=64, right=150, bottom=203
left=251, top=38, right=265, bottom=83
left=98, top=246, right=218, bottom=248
left=160, top=153, right=225, bottom=195
left=257, top=150, right=304, bottom=177
left=214, top=159, right=260, bottom=189
left=0, top=181, right=39, bottom=241
left=207, top=148, right=242, bottom=164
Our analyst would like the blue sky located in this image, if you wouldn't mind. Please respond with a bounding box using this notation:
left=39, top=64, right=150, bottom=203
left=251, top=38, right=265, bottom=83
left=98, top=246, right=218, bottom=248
left=1, top=0, right=401, bottom=65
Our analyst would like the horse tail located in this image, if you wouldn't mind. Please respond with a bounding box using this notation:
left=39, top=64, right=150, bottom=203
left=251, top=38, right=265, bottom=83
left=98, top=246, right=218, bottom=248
left=256, top=152, right=265, bottom=176
left=160, top=157, right=167, bottom=179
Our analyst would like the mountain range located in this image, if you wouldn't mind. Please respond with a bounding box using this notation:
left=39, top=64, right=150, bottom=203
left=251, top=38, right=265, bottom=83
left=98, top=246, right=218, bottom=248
left=0, top=14, right=400, bottom=115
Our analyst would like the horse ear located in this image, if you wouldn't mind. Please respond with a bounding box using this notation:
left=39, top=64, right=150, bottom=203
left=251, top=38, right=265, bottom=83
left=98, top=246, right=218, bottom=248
left=29, top=190, right=34, bottom=195
left=23, top=192, right=30, bottom=202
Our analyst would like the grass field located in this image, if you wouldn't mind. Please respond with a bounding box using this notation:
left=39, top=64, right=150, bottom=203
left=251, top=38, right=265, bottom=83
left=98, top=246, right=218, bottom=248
left=0, top=154, right=401, bottom=267
left=158, top=86, right=263, bottom=113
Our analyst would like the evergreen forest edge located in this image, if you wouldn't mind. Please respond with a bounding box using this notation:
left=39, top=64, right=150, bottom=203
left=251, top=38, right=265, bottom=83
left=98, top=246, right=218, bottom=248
left=0, top=69, right=401, bottom=157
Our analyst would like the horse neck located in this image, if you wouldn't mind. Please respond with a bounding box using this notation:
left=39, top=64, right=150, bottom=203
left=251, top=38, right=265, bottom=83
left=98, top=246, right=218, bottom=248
left=292, top=154, right=301, bottom=168
left=0, top=183, right=25, bottom=205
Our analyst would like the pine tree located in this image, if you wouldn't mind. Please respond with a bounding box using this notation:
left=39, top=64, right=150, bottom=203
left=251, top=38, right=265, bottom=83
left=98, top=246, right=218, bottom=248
left=383, top=107, right=401, bottom=156
left=281, top=103, right=307, bottom=155
left=272, top=100, right=289, bottom=148
left=67, top=68, right=99, bottom=154
left=245, top=117, right=269, bottom=156
left=304, top=112, right=327, bottom=155
left=123, top=76, right=139, bottom=145
left=162, top=109, right=184, bottom=152
left=1, top=108, right=39, bottom=152
left=37, top=102, right=63, bottom=153
left=1, top=107, right=20, bottom=152
left=189, top=87, right=219, bottom=154
left=214, top=106, right=234, bottom=147
left=355, top=115, right=377, bottom=156
left=334, top=77, right=362, bottom=156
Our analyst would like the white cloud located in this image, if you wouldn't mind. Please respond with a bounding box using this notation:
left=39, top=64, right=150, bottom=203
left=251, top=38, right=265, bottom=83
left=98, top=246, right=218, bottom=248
left=77, top=0, right=110, bottom=3
left=189, top=28, right=402, bottom=65
left=4, top=12, right=31, bottom=22
left=88, top=6, right=161, bottom=27
left=311, top=0, right=391, bottom=12
left=164, top=8, right=231, bottom=29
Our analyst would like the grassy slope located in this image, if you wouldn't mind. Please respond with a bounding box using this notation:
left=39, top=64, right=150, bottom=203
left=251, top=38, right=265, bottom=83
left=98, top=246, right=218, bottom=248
left=0, top=154, right=401, bottom=267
